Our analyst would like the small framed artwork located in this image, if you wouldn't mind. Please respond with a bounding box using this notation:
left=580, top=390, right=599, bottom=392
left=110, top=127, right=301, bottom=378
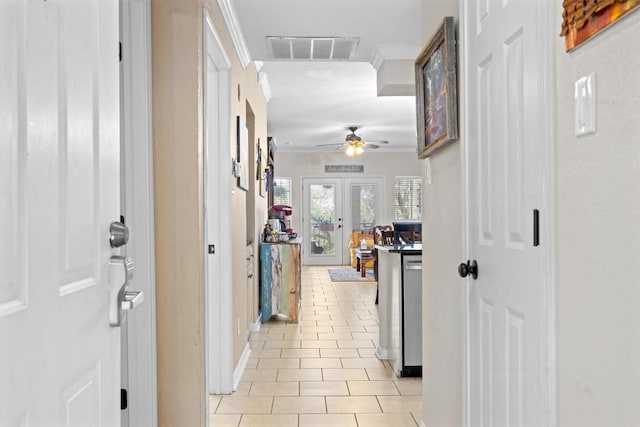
left=415, top=16, right=458, bottom=159
left=236, top=116, right=249, bottom=191
left=257, top=139, right=265, bottom=197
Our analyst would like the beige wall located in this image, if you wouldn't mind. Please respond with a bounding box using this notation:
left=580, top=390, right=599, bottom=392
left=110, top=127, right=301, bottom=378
left=419, top=1, right=462, bottom=426
left=555, top=8, right=640, bottom=426
left=151, top=1, right=268, bottom=425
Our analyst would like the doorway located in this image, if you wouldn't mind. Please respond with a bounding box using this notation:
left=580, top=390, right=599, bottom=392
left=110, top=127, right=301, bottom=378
left=302, top=177, right=384, bottom=265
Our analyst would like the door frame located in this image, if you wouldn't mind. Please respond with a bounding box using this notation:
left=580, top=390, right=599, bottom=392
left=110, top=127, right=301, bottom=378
left=459, top=1, right=557, bottom=425
left=120, top=0, right=158, bottom=425
left=203, top=9, right=234, bottom=396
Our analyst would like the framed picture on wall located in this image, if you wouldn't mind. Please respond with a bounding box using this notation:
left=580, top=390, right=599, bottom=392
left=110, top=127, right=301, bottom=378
left=237, top=116, right=249, bottom=191
left=415, top=16, right=458, bottom=159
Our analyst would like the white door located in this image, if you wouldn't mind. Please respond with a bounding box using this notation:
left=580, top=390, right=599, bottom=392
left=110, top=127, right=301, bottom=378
left=463, top=0, right=553, bottom=425
left=0, top=0, right=122, bottom=425
left=302, top=178, right=344, bottom=265
left=343, top=177, right=385, bottom=264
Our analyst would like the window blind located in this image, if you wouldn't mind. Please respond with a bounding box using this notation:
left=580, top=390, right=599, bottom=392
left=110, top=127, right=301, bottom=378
left=273, top=177, right=292, bottom=206
left=394, top=177, right=422, bottom=220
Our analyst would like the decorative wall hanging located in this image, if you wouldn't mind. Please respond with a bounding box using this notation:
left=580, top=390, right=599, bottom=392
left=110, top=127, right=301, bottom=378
left=236, top=116, right=249, bottom=191
left=324, top=165, right=364, bottom=173
left=415, top=16, right=458, bottom=159
left=257, top=139, right=265, bottom=197
left=560, top=0, right=640, bottom=51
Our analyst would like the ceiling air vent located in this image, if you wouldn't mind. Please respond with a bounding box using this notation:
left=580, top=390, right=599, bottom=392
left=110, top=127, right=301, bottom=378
left=266, top=37, right=359, bottom=60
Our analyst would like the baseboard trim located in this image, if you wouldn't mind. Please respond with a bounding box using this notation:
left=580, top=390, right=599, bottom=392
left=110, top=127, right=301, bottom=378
left=375, top=346, right=388, bottom=360
left=250, top=313, right=262, bottom=332
left=232, top=343, right=251, bottom=391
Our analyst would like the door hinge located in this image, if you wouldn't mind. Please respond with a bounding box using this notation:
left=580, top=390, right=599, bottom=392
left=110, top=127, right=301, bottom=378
left=533, top=209, right=540, bottom=247
left=208, top=244, right=216, bottom=254
left=119, top=42, right=122, bottom=62
left=121, top=388, right=128, bottom=410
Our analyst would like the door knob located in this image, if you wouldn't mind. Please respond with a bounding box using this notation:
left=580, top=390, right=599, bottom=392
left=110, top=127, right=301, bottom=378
left=458, top=260, right=478, bottom=280
left=109, top=221, right=129, bottom=248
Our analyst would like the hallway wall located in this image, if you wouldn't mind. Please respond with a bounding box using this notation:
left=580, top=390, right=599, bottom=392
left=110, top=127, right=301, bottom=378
left=555, top=7, right=640, bottom=426
left=418, top=1, right=462, bottom=427
left=151, top=0, right=268, bottom=425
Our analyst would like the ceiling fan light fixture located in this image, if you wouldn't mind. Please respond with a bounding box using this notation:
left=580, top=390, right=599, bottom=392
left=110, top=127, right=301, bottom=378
left=346, top=145, right=356, bottom=156
left=355, top=146, right=364, bottom=155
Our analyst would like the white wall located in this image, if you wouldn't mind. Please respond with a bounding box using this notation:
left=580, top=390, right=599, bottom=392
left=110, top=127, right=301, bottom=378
left=274, top=150, right=422, bottom=237
left=555, top=8, right=640, bottom=426
left=419, top=1, right=461, bottom=426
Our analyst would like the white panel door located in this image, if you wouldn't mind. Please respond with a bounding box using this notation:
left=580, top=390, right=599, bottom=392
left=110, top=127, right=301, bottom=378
left=0, top=0, right=121, bottom=425
left=302, top=178, right=344, bottom=265
left=463, top=0, right=551, bottom=425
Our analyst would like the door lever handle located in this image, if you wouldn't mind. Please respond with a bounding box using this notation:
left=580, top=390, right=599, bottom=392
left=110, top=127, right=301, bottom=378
left=121, top=291, right=144, bottom=311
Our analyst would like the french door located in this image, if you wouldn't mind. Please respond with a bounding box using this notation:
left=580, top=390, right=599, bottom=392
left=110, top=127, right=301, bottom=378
left=302, top=177, right=384, bottom=265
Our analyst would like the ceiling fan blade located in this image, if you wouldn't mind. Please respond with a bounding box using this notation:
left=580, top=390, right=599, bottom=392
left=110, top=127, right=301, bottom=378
left=367, top=144, right=381, bottom=149
left=317, top=142, right=346, bottom=147
left=365, top=139, right=389, bottom=144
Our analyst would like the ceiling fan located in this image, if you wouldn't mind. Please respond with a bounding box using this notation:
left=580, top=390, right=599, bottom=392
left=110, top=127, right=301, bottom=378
left=317, top=126, right=389, bottom=156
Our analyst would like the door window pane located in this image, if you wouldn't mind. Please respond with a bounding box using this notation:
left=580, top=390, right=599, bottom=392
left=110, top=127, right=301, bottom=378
left=309, top=184, right=335, bottom=255
left=350, top=184, right=376, bottom=230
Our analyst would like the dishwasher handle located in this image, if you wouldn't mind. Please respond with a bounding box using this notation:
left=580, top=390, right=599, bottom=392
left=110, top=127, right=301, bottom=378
left=404, top=260, right=422, bottom=271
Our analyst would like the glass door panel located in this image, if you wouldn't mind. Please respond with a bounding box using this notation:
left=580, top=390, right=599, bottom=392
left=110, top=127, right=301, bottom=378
left=302, top=178, right=343, bottom=265
left=343, top=178, right=384, bottom=265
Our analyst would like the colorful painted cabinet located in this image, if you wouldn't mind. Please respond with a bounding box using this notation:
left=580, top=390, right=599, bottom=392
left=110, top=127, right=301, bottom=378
left=260, top=242, right=301, bottom=323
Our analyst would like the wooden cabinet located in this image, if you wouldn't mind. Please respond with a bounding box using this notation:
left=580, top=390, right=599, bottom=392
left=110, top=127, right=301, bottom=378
left=260, top=241, right=301, bottom=323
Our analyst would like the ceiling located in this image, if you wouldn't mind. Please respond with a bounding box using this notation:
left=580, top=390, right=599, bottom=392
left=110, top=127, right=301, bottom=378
left=231, top=0, right=423, bottom=154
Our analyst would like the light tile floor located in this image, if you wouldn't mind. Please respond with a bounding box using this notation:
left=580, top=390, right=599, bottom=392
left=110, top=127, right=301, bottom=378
left=210, top=266, right=423, bottom=427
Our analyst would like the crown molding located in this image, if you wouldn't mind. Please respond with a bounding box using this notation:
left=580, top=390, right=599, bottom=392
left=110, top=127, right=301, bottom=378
left=258, top=71, right=272, bottom=102
left=217, top=0, right=251, bottom=69
left=371, top=44, right=421, bottom=70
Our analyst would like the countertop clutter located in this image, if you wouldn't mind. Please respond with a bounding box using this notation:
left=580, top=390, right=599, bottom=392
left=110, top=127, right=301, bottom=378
left=375, top=243, right=422, bottom=254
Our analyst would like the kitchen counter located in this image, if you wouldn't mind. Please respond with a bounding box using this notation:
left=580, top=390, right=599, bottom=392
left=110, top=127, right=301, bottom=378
left=375, top=243, right=422, bottom=254
left=375, top=244, right=423, bottom=377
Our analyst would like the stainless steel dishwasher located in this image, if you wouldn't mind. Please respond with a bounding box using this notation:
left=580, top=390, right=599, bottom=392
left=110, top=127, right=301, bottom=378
left=391, top=254, right=423, bottom=377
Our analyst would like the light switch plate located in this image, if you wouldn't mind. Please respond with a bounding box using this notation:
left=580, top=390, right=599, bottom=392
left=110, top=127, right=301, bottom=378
left=574, top=72, right=596, bottom=136
left=424, top=158, right=432, bottom=186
